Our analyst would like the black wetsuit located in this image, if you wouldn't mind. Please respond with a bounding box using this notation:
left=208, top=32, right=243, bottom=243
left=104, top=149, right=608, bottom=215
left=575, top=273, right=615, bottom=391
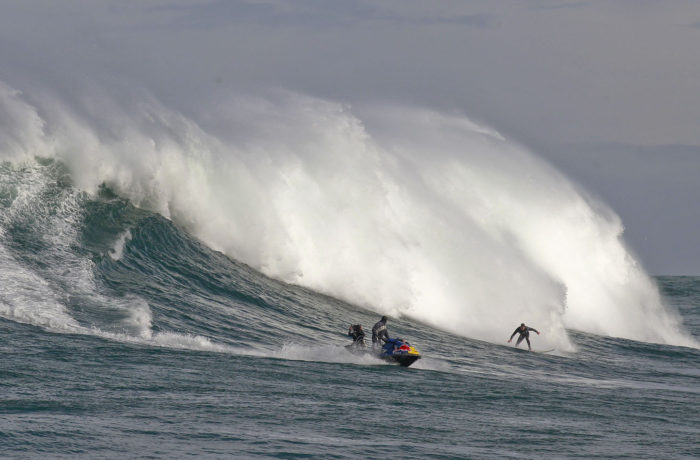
left=510, top=326, right=539, bottom=349
left=372, top=319, right=389, bottom=346
left=348, top=325, right=365, bottom=347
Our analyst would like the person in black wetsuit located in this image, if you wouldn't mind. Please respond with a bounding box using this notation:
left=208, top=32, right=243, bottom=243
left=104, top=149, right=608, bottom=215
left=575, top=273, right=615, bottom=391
left=372, top=316, right=390, bottom=348
left=347, top=324, right=366, bottom=348
left=508, top=323, right=540, bottom=351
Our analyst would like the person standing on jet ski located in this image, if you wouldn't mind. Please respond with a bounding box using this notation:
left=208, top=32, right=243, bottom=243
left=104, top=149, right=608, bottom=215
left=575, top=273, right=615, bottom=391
left=347, top=324, right=366, bottom=348
left=372, top=316, right=390, bottom=348
left=508, top=323, right=540, bottom=351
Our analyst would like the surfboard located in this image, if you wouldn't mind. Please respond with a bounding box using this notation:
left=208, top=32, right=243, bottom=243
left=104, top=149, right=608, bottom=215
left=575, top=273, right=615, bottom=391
left=535, top=348, right=555, bottom=354
left=513, top=347, right=555, bottom=354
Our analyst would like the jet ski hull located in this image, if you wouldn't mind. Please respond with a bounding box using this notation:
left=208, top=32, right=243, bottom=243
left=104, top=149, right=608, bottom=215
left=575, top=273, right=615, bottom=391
left=382, top=353, right=421, bottom=367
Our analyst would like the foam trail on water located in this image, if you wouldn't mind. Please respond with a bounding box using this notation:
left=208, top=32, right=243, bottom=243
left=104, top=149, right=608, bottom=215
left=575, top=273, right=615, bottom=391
left=275, top=343, right=388, bottom=366
left=0, top=81, right=696, bottom=349
left=0, top=243, right=81, bottom=332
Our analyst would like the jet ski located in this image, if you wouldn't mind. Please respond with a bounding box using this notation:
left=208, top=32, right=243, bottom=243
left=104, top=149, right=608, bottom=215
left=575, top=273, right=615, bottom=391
left=346, top=337, right=421, bottom=367
left=378, top=338, right=421, bottom=367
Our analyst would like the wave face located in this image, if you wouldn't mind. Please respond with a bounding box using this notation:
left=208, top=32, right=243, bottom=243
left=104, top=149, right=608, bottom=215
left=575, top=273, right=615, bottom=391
left=0, top=80, right=696, bottom=349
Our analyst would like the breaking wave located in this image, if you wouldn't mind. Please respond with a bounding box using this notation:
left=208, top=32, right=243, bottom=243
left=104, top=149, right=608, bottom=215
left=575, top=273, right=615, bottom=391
left=0, top=80, right=696, bottom=350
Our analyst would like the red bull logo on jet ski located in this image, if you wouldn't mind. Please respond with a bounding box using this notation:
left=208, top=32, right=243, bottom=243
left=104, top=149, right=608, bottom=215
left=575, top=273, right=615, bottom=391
left=380, top=338, right=421, bottom=367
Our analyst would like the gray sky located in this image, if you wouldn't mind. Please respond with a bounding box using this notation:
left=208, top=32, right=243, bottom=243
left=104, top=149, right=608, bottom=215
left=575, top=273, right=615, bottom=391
left=1, top=0, right=699, bottom=274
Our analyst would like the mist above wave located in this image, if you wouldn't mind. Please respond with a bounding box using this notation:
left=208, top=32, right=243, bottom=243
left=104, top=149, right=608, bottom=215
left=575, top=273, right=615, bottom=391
left=0, top=80, right=695, bottom=349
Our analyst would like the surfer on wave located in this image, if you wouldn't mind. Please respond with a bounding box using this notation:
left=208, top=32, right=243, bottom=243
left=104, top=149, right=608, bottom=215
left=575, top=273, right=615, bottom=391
left=508, top=323, right=540, bottom=351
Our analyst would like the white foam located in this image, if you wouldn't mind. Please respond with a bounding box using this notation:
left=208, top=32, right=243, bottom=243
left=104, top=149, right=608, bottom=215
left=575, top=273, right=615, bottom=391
left=0, top=242, right=240, bottom=355
left=0, top=245, right=82, bottom=332
left=108, top=229, right=132, bottom=261
left=275, top=343, right=388, bottom=366
left=0, top=82, right=696, bottom=349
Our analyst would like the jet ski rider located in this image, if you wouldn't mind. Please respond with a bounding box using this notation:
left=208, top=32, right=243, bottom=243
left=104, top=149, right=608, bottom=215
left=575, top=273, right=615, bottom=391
left=347, top=324, right=366, bottom=348
left=508, top=323, right=540, bottom=351
left=372, top=316, right=390, bottom=348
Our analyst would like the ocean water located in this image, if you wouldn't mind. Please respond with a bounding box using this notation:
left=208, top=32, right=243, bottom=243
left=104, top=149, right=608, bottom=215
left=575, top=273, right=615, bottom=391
left=0, top=159, right=698, bottom=459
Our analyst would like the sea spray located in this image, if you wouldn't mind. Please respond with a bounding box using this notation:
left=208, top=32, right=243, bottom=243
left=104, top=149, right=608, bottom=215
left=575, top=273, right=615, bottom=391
left=0, top=81, right=695, bottom=349
left=108, top=229, right=132, bottom=261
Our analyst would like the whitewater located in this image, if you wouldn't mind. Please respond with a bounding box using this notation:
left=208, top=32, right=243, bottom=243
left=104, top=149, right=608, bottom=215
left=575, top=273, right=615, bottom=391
left=0, top=81, right=694, bottom=349
left=1, top=81, right=699, bottom=459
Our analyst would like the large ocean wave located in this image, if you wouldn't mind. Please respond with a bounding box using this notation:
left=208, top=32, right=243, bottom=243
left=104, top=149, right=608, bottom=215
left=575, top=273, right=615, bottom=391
left=0, top=80, right=696, bottom=349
